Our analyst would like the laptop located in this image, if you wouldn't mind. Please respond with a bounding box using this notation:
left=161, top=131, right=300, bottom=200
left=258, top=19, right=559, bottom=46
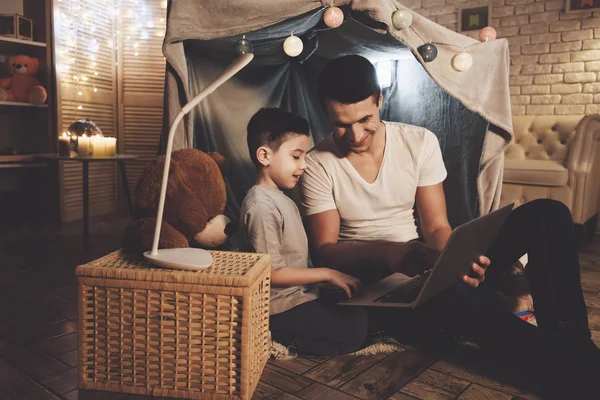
left=338, top=203, right=514, bottom=309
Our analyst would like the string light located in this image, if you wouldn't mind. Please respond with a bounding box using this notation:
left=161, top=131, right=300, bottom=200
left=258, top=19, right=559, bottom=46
left=283, top=34, right=303, bottom=57
left=323, top=5, right=344, bottom=28
left=56, top=0, right=166, bottom=112
left=417, top=43, right=437, bottom=63
left=451, top=51, right=473, bottom=72
left=387, top=9, right=480, bottom=71
left=234, top=35, right=254, bottom=55
left=479, top=26, right=497, bottom=42
left=392, top=8, right=413, bottom=30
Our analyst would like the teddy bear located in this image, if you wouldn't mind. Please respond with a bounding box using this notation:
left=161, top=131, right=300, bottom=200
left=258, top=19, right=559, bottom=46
left=123, top=148, right=235, bottom=255
left=0, top=54, right=47, bottom=104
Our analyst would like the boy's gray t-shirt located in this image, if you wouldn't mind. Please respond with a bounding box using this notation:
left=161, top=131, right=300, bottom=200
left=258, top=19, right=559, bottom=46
left=240, top=185, right=318, bottom=315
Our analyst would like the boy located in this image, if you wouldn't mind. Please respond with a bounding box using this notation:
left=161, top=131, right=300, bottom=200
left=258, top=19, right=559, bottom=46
left=240, top=107, right=368, bottom=356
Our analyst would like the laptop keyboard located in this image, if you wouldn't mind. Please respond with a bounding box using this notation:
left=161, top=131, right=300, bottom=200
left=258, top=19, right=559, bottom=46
left=376, top=270, right=431, bottom=304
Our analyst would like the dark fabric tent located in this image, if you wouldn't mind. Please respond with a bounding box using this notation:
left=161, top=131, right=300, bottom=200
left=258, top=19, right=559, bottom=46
left=161, top=0, right=513, bottom=227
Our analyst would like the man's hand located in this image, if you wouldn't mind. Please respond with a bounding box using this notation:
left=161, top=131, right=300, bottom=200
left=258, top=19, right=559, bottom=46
left=325, top=269, right=362, bottom=298
left=383, top=241, right=441, bottom=277
left=462, top=256, right=490, bottom=288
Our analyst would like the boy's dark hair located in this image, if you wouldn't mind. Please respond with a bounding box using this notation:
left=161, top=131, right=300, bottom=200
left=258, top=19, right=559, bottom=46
left=247, top=108, right=310, bottom=166
left=317, top=54, right=381, bottom=107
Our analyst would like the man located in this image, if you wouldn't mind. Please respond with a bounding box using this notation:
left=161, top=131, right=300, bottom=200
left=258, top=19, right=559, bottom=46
left=301, top=54, right=599, bottom=397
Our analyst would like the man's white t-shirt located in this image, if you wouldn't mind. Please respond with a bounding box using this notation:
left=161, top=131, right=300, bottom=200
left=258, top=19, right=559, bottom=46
left=301, top=121, right=447, bottom=243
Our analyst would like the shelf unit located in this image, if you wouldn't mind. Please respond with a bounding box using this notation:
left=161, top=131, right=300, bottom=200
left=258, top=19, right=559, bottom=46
left=0, top=100, right=48, bottom=107
left=0, top=0, right=58, bottom=222
left=0, top=36, right=47, bottom=48
left=0, top=154, right=56, bottom=162
left=0, top=163, right=47, bottom=169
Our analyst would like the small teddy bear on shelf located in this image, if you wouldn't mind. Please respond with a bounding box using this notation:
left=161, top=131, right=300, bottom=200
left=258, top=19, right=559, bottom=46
left=0, top=54, right=47, bottom=105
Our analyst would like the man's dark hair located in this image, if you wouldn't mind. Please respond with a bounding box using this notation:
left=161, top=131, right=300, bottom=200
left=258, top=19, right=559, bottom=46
left=317, top=55, right=381, bottom=107
left=247, top=107, right=310, bottom=166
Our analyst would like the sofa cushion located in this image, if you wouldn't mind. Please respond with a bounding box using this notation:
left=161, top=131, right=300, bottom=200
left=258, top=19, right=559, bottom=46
left=501, top=183, right=573, bottom=211
left=506, top=115, right=581, bottom=164
left=503, top=159, right=568, bottom=187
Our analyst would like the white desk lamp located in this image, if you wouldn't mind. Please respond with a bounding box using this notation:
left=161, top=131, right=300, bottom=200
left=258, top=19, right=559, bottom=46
left=144, top=52, right=254, bottom=270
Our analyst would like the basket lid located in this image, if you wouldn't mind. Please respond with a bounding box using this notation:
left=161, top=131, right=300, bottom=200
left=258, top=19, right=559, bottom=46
left=76, top=250, right=270, bottom=287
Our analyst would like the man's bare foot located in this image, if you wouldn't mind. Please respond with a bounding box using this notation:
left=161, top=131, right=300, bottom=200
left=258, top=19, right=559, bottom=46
left=491, top=263, right=536, bottom=324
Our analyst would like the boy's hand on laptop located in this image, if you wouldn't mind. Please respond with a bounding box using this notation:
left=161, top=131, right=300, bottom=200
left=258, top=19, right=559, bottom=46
left=326, top=269, right=362, bottom=299
left=462, top=256, right=491, bottom=288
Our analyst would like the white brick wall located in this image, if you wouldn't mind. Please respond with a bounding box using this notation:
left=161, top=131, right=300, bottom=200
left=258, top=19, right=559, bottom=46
left=411, top=0, right=600, bottom=115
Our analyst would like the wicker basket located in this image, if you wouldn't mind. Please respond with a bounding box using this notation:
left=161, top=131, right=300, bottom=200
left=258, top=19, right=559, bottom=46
left=76, top=250, right=271, bottom=399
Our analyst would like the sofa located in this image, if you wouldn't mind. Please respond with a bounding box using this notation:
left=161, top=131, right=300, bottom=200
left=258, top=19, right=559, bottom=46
left=500, top=115, right=600, bottom=237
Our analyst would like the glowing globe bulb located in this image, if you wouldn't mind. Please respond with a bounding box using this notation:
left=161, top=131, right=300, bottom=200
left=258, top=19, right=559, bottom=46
left=452, top=52, right=473, bottom=72
left=323, top=6, right=344, bottom=28
left=234, top=38, right=254, bottom=55
left=479, top=26, right=497, bottom=42
left=392, top=9, right=413, bottom=30
left=283, top=35, right=303, bottom=57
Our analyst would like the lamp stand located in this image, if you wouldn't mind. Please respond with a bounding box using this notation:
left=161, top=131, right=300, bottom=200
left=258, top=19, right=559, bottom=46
left=144, top=53, right=254, bottom=270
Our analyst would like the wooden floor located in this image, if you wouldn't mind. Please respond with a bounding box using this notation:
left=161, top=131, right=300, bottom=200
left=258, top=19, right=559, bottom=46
left=0, top=217, right=599, bottom=400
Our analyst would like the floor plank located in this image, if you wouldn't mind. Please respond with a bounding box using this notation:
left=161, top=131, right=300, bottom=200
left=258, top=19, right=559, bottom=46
left=387, top=392, right=420, bottom=400
left=0, top=344, right=71, bottom=380
left=337, top=351, right=435, bottom=400
left=269, top=357, right=324, bottom=375
left=303, top=353, right=388, bottom=388
left=260, top=363, right=315, bottom=394
left=52, top=284, right=78, bottom=303
left=35, top=332, right=78, bottom=358
left=252, top=382, right=303, bottom=400
left=19, top=389, right=62, bottom=399
left=1, top=320, right=78, bottom=345
left=429, top=350, right=534, bottom=397
left=296, top=382, right=360, bottom=400
left=398, top=380, right=457, bottom=400
left=457, top=384, right=513, bottom=400
left=62, top=389, right=132, bottom=400
left=55, top=349, right=78, bottom=367
left=411, top=369, right=470, bottom=395
left=39, top=367, right=78, bottom=395
left=0, top=358, right=45, bottom=397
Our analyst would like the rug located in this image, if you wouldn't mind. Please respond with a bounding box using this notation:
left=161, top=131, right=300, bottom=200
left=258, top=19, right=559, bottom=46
left=269, top=335, right=406, bottom=360
left=269, top=310, right=539, bottom=361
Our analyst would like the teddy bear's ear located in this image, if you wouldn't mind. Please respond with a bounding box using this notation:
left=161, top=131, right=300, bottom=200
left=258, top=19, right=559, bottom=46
left=208, top=152, right=228, bottom=177
left=29, top=56, right=39, bottom=71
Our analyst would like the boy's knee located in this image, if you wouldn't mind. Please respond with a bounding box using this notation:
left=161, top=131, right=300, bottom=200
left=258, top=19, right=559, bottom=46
left=337, top=307, right=369, bottom=353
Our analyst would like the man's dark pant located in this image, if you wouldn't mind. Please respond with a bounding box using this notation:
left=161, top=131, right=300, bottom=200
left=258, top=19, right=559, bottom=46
left=373, top=199, right=600, bottom=398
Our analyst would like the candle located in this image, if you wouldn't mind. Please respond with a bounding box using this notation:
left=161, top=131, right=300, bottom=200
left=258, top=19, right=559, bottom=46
left=70, top=135, right=78, bottom=157
left=104, top=137, right=117, bottom=156
left=91, top=135, right=106, bottom=157
left=58, top=132, right=70, bottom=156
left=78, top=134, right=90, bottom=157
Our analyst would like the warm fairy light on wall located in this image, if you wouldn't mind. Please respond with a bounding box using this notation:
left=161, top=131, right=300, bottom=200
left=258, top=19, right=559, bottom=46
left=56, top=0, right=167, bottom=110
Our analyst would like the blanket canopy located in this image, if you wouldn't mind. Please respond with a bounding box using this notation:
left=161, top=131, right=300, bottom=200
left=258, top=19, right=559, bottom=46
left=161, top=0, right=513, bottom=228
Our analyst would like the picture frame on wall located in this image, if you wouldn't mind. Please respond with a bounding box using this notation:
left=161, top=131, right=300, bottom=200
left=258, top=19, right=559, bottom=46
left=458, top=5, right=492, bottom=32
left=566, top=0, right=600, bottom=14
